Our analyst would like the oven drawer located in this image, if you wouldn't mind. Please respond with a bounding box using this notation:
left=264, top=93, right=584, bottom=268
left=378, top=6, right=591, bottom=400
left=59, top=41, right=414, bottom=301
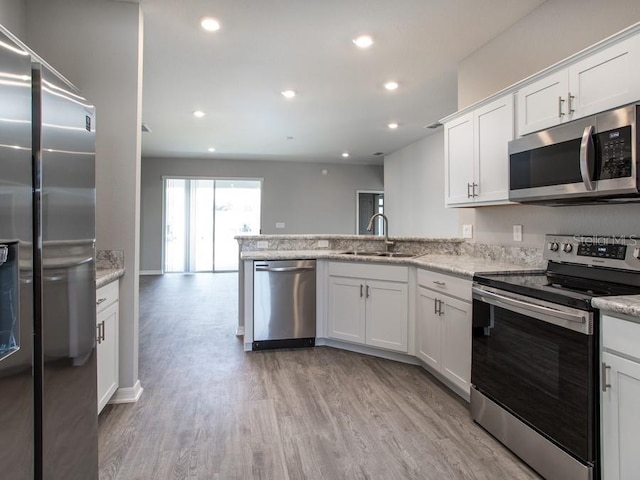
left=602, top=314, right=640, bottom=360
left=418, top=269, right=471, bottom=301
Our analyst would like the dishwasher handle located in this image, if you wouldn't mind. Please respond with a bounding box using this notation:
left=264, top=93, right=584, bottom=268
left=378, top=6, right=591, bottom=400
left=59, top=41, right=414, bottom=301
left=254, top=265, right=315, bottom=273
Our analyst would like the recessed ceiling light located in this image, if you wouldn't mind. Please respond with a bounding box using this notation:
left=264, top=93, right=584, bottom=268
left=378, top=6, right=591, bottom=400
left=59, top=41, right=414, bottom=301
left=193, top=110, right=206, bottom=118
left=200, top=17, right=221, bottom=32
left=388, top=122, right=399, bottom=129
left=342, top=152, right=350, bottom=158
left=353, top=35, right=374, bottom=48
left=384, top=81, right=399, bottom=91
left=281, top=90, right=296, bottom=99
left=208, top=147, right=216, bottom=152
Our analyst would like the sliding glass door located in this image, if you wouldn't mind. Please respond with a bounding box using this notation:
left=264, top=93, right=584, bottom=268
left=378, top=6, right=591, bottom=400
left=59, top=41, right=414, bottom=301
left=163, top=177, right=261, bottom=272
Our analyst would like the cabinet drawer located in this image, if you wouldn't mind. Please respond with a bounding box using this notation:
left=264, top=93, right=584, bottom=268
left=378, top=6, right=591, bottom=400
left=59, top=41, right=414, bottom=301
left=602, top=314, right=640, bottom=360
left=96, top=280, right=119, bottom=313
left=417, top=269, right=471, bottom=302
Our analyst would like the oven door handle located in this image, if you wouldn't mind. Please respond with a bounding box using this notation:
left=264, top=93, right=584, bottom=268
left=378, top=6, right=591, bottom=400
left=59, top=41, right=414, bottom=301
left=472, top=286, right=591, bottom=334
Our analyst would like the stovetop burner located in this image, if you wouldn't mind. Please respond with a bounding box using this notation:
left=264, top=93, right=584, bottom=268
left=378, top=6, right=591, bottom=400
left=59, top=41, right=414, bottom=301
left=474, top=234, right=640, bottom=311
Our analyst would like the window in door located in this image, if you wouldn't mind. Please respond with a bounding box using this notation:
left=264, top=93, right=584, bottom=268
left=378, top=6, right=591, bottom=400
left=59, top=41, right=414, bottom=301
left=163, top=177, right=261, bottom=272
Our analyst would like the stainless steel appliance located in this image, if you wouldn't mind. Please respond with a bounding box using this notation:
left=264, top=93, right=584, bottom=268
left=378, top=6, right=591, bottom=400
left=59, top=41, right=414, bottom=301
left=0, top=26, right=97, bottom=479
left=472, top=234, right=640, bottom=480
left=253, top=259, right=316, bottom=350
left=509, top=103, right=640, bottom=205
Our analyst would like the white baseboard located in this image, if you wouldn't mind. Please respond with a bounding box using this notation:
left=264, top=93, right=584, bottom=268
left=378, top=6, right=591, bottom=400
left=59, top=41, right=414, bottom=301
left=140, top=270, right=162, bottom=276
left=235, top=326, right=245, bottom=336
left=109, top=379, right=144, bottom=404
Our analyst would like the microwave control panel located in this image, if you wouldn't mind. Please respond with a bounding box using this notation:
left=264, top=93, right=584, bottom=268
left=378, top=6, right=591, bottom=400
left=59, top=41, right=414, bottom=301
left=597, top=126, right=632, bottom=179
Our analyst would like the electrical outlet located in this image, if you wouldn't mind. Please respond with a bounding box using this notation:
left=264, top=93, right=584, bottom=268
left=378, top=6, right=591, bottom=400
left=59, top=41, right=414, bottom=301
left=275, top=222, right=285, bottom=229
left=462, top=224, right=473, bottom=239
left=257, top=241, right=269, bottom=249
left=513, top=224, right=523, bottom=242
left=318, top=240, right=329, bottom=248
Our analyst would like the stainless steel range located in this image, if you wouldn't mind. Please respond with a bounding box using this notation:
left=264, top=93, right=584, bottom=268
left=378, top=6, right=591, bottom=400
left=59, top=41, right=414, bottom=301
left=471, top=234, right=640, bottom=480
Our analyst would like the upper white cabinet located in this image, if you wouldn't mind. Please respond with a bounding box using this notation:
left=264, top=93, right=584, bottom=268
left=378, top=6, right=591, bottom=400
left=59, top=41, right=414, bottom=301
left=601, top=314, right=640, bottom=480
left=517, top=34, right=640, bottom=136
left=327, top=262, right=408, bottom=353
left=444, top=94, right=514, bottom=207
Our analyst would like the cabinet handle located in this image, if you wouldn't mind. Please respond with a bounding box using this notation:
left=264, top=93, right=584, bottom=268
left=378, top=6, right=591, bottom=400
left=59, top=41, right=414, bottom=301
left=96, top=324, right=101, bottom=344
left=439, top=300, right=444, bottom=316
left=467, top=183, right=473, bottom=198
left=96, top=297, right=107, bottom=306
left=96, top=321, right=105, bottom=344
left=558, top=96, right=565, bottom=117
left=366, top=285, right=370, bottom=298
left=433, top=280, right=446, bottom=287
left=360, top=284, right=364, bottom=297
left=568, top=92, right=575, bottom=114
left=602, top=362, right=611, bottom=392
left=472, top=183, right=478, bottom=197
left=434, top=298, right=439, bottom=314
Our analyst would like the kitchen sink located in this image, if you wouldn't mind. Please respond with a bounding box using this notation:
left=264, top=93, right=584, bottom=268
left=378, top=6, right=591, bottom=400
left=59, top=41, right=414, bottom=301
left=340, top=251, right=417, bottom=258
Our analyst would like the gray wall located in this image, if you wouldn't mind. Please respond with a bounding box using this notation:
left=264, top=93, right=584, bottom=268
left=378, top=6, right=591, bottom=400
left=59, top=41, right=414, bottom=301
left=384, top=132, right=458, bottom=237
left=456, top=0, right=640, bottom=246
left=25, top=0, right=144, bottom=393
left=0, top=0, right=25, bottom=38
left=140, top=157, right=383, bottom=272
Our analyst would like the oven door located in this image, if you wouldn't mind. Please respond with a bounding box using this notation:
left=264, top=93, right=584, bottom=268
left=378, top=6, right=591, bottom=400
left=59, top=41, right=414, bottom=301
left=471, top=285, right=597, bottom=464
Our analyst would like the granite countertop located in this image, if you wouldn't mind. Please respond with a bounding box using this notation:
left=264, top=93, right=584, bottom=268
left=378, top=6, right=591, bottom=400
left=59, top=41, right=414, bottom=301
left=241, top=250, right=544, bottom=278
left=592, top=295, right=640, bottom=320
left=96, top=268, right=125, bottom=288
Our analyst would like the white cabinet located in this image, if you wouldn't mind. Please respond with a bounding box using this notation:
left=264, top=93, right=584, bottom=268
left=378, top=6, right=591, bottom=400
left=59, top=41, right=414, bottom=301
left=96, top=280, right=119, bottom=414
left=416, top=270, right=472, bottom=397
left=327, top=262, right=408, bottom=353
left=444, top=94, right=513, bottom=207
left=601, top=314, right=640, bottom=480
left=517, top=34, right=640, bottom=136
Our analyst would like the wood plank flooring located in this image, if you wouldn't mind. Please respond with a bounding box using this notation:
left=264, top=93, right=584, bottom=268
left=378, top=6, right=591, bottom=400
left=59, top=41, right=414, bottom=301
left=98, top=273, right=541, bottom=480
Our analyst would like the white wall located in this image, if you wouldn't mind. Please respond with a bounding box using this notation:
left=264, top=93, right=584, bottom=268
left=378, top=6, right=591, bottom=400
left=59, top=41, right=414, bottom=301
left=25, top=0, right=143, bottom=394
left=140, top=157, right=383, bottom=272
left=384, top=133, right=458, bottom=237
left=456, top=0, right=640, bottom=246
left=0, top=0, right=25, bottom=39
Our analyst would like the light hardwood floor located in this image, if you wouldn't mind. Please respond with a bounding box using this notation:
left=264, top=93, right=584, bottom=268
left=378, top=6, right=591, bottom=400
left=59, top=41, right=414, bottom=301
left=98, top=273, right=541, bottom=480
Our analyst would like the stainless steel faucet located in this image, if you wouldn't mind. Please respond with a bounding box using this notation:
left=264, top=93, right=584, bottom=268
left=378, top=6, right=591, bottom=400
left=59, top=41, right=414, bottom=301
left=366, top=213, right=394, bottom=252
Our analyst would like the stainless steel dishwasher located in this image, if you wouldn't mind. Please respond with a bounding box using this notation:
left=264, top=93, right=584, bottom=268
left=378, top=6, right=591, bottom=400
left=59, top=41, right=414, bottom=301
left=253, top=259, right=316, bottom=350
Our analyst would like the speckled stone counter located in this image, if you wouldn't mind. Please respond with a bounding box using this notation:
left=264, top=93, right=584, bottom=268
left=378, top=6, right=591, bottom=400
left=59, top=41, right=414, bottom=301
left=96, top=249, right=125, bottom=288
left=241, top=250, right=544, bottom=278
left=592, top=295, right=640, bottom=321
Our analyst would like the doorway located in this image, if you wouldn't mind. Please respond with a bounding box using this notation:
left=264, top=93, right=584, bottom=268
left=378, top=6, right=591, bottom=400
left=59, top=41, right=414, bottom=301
left=356, top=190, right=384, bottom=235
left=163, top=177, right=261, bottom=272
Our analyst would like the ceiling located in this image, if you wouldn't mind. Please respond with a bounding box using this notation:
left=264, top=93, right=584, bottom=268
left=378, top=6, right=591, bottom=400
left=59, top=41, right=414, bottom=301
left=138, top=0, right=545, bottom=164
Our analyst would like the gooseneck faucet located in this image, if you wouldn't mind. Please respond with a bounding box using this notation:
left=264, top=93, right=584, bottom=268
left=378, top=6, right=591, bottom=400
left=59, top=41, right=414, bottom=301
left=366, top=213, right=394, bottom=252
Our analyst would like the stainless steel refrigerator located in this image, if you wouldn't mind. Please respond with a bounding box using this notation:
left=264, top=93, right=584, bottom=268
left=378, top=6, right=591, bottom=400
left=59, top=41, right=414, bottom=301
left=0, top=25, right=98, bottom=479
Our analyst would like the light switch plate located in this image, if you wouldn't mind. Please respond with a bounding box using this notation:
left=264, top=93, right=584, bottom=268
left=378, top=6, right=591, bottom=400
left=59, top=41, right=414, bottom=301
left=318, top=240, right=329, bottom=248
left=257, top=241, right=269, bottom=249
left=513, top=224, right=523, bottom=242
left=275, top=222, right=285, bottom=229
left=462, top=224, right=473, bottom=239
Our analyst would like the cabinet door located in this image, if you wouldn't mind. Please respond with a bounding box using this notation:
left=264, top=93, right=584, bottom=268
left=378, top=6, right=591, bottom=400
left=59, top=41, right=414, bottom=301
left=365, top=280, right=408, bottom=353
left=440, top=295, right=472, bottom=395
left=570, top=35, right=640, bottom=120
left=602, top=351, right=640, bottom=480
left=416, top=286, right=441, bottom=370
left=474, top=95, right=513, bottom=205
left=444, top=112, right=474, bottom=206
left=97, top=301, right=119, bottom=413
left=517, top=70, right=569, bottom=136
left=327, top=276, right=366, bottom=344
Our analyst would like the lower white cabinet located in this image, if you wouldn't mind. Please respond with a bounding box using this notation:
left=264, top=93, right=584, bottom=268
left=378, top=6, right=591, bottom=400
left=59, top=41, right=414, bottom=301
left=601, top=314, right=640, bottom=480
left=327, top=262, right=408, bottom=353
left=96, top=280, right=119, bottom=413
left=416, top=270, right=472, bottom=397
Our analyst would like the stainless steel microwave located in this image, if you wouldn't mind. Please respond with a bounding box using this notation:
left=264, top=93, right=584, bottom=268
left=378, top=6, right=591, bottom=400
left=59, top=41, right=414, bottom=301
left=508, top=103, right=640, bottom=205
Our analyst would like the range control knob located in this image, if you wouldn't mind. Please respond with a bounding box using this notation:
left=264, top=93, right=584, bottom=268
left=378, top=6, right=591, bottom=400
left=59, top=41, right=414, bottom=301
left=562, top=243, right=573, bottom=253
left=548, top=242, right=559, bottom=252
left=634, top=247, right=640, bottom=260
